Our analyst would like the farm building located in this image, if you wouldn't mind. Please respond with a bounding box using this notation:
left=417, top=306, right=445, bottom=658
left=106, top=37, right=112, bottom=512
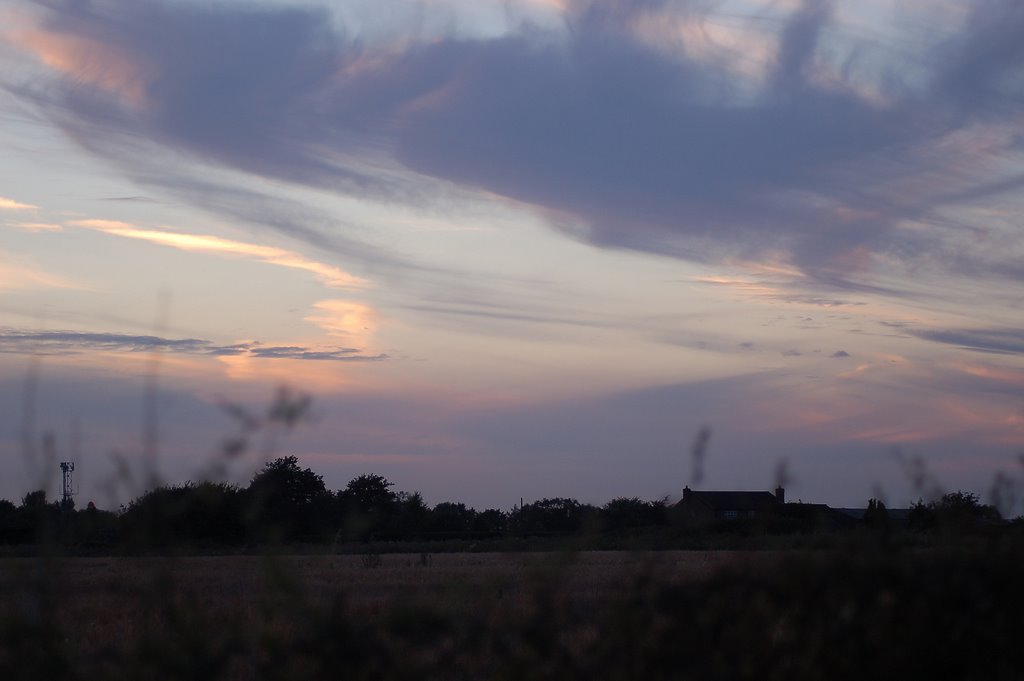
left=676, top=486, right=785, bottom=521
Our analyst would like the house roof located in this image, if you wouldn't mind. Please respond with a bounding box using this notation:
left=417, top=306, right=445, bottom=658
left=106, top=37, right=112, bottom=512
left=679, top=490, right=779, bottom=511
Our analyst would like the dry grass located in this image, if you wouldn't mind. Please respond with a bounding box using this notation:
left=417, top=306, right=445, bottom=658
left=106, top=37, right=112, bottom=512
left=0, top=551, right=772, bottom=675
left=1, top=547, right=1020, bottom=680
left=0, top=549, right=769, bottom=615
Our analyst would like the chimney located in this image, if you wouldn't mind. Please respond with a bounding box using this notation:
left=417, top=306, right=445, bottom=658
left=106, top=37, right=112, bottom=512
left=683, top=486, right=691, bottom=501
left=774, top=486, right=785, bottom=504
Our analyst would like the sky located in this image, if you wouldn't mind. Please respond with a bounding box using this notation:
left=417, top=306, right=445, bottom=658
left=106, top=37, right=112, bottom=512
left=1, top=0, right=1023, bottom=514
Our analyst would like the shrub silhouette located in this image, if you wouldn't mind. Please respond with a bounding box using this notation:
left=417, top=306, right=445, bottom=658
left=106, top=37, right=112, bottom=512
left=909, top=490, right=1001, bottom=533
left=120, top=481, right=246, bottom=547
left=600, top=497, right=667, bottom=532
left=431, top=501, right=476, bottom=534
left=510, top=498, right=598, bottom=536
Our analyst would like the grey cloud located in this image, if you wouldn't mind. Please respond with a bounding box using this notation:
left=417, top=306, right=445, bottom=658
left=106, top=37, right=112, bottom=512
left=782, top=349, right=802, bottom=357
left=909, top=327, right=1024, bottom=355
left=13, top=1, right=439, bottom=275
left=932, top=1, right=1024, bottom=117
left=0, top=330, right=386, bottom=362
left=770, top=0, right=833, bottom=97
left=39, top=1, right=374, bottom=191
left=831, top=350, right=850, bottom=358
left=402, top=303, right=612, bottom=330
left=0, top=331, right=214, bottom=355
left=205, top=343, right=253, bottom=357
left=777, top=295, right=865, bottom=308
left=13, top=0, right=1024, bottom=287
left=397, top=33, right=913, bottom=271
left=249, top=346, right=387, bottom=361
left=99, top=195, right=158, bottom=203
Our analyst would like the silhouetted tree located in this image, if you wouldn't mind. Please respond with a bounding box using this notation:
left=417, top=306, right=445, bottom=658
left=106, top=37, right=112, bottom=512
left=909, top=490, right=1000, bottom=533
left=936, top=491, right=1000, bottom=528
left=511, top=498, right=597, bottom=535
left=389, top=491, right=430, bottom=537
left=250, top=456, right=328, bottom=507
left=431, top=502, right=476, bottom=534
left=9, top=489, right=59, bottom=543
left=472, top=508, right=507, bottom=535
left=0, top=499, right=21, bottom=544
left=22, top=490, right=48, bottom=509
left=863, top=498, right=890, bottom=528
left=120, top=481, right=247, bottom=546
left=246, top=456, right=331, bottom=542
left=337, top=474, right=398, bottom=540
left=908, top=499, right=931, bottom=531
left=601, top=497, right=667, bottom=532
left=339, top=474, right=396, bottom=510
left=74, top=499, right=118, bottom=548
left=861, top=497, right=892, bottom=545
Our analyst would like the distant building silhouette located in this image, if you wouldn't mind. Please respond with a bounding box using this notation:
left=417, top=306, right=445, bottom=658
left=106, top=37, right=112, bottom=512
left=676, top=486, right=784, bottom=521
left=677, top=486, right=866, bottom=530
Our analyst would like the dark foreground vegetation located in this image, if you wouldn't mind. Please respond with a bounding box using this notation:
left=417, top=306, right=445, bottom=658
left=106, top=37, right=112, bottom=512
left=1, top=543, right=1023, bottom=680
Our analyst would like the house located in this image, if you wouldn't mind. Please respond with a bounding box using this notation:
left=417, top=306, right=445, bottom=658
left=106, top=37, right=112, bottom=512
left=676, top=486, right=785, bottom=521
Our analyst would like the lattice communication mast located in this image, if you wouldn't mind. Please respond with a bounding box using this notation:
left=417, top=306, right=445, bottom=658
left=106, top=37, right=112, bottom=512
left=60, top=461, right=76, bottom=508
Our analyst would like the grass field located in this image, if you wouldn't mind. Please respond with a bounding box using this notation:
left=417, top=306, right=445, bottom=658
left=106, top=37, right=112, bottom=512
left=1, top=547, right=1021, bottom=680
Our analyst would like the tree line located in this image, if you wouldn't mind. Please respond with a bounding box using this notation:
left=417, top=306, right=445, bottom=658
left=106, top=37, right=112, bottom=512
left=0, top=456, right=671, bottom=548
left=0, top=455, right=1008, bottom=549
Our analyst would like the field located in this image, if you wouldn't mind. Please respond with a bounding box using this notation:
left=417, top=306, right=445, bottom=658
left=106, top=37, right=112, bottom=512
left=0, top=549, right=767, bottom=620
left=1, top=547, right=1021, bottom=680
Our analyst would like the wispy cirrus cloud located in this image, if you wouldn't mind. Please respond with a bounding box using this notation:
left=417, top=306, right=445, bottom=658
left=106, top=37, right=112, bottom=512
left=8, top=25, right=150, bottom=105
left=693, top=272, right=870, bottom=311
left=5, top=221, right=62, bottom=232
left=0, top=329, right=387, bottom=362
left=0, top=251, right=79, bottom=290
left=100, top=195, right=157, bottom=203
left=909, top=327, right=1024, bottom=355
left=69, top=219, right=368, bottom=289
left=0, top=197, right=37, bottom=210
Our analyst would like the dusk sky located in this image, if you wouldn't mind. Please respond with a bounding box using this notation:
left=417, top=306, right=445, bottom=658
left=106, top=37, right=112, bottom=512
left=1, top=0, right=1023, bottom=513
